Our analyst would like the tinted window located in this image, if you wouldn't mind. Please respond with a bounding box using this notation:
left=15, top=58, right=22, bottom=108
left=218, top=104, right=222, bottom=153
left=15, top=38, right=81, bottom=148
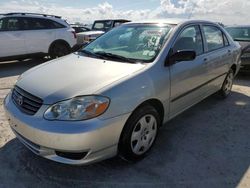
left=203, top=26, right=224, bottom=51
left=0, top=19, right=3, bottom=30
left=22, top=18, right=65, bottom=30
left=50, top=20, right=65, bottom=29
left=0, top=17, right=21, bottom=31
left=92, top=21, right=112, bottom=31
left=226, top=27, right=250, bottom=41
left=173, top=25, right=203, bottom=56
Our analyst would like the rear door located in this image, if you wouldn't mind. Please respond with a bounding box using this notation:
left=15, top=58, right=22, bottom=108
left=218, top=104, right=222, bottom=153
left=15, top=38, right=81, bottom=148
left=201, top=25, right=232, bottom=92
left=21, top=17, right=57, bottom=54
left=169, top=24, right=208, bottom=118
left=0, top=17, right=26, bottom=58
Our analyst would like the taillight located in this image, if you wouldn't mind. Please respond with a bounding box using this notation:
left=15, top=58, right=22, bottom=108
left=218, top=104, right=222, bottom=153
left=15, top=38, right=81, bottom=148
left=71, top=31, right=76, bottom=39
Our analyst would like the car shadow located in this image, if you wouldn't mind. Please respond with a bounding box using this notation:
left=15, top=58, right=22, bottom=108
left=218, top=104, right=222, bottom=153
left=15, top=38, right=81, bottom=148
left=0, top=58, right=48, bottom=78
left=1, top=88, right=250, bottom=188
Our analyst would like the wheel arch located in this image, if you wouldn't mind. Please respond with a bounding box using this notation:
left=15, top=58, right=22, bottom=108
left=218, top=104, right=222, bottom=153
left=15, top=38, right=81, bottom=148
left=134, top=99, right=165, bottom=125
left=230, top=64, right=237, bottom=76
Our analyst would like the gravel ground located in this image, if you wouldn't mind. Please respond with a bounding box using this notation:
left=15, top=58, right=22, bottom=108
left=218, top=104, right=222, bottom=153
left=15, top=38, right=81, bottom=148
left=0, top=59, right=250, bottom=188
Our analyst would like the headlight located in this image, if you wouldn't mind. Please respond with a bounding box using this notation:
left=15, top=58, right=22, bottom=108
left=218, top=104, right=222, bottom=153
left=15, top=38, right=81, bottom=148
left=44, top=96, right=110, bottom=121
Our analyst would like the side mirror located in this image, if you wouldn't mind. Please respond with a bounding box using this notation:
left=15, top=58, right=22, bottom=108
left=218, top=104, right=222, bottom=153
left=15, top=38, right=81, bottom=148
left=168, top=50, right=196, bottom=65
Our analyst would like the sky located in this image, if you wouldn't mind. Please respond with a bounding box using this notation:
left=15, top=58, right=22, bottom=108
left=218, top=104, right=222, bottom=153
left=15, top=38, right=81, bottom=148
left=0, top=0, right=250, bottom=25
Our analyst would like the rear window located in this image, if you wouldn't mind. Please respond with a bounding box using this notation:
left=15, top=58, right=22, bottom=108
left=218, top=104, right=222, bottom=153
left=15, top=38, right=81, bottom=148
left=226, top=27, right=250, bottom=42
left=92, top=21, right=112, bottom=31
left=21, top=18, right=65, bottom=30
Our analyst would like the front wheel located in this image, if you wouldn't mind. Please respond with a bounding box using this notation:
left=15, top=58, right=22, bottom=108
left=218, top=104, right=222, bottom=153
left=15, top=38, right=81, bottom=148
left=119, top=105, right=160, bottom=162
left=218, top=69, right=234, bottom=98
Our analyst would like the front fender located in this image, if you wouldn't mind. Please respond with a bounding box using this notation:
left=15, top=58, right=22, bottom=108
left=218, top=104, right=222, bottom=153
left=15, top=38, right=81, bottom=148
left=98, top=70, right=156, bottom=120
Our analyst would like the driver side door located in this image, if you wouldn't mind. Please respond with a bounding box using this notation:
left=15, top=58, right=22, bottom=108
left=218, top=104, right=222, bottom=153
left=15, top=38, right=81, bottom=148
left=169, top=24, right=209, bottom=118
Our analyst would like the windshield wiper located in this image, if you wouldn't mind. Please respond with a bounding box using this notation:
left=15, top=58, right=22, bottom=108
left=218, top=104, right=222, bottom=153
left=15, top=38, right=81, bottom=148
left=80, top=49, right=104, bottom=58
left=95, top=51, right=137, bottom=63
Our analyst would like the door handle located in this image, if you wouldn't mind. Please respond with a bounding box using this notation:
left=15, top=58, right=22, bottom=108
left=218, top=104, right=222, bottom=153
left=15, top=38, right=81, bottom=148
left=228, top=50, right=232, bottom=55
left=203, top=58, right=209, bottom=65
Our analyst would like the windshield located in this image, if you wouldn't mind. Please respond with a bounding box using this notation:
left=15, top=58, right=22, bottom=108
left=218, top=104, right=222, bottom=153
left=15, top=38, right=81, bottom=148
left=82, top=24, right=173, bottom=63
left=92, top=20, right=113, bottom=31
left=226, top=27, right=250, bottom=41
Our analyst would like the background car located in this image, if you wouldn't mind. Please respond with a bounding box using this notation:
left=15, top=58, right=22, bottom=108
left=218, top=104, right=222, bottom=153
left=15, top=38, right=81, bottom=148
left=70, top=24, right=90, bottom=33
left=226, top=26, right=250, bottom=72
left=0, top=12, right=77, bottom=61
left=76, top=19, right=130, bottom=46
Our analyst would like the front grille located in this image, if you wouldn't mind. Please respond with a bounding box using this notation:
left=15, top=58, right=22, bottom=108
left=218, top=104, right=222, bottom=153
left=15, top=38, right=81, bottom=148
left=12, top=86, right=43, bottom=115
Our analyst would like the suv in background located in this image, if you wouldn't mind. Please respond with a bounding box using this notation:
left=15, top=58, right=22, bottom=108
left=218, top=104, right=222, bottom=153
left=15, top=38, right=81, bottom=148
left=76, top=19, right=130, bottom=46
left=0, top=13, right=77, bottom=61
left=226, top=26, right=250, bottom=72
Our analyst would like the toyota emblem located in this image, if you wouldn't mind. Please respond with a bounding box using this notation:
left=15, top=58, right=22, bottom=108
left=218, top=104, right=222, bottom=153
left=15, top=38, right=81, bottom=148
left=17, top=95, right=24, bottom=106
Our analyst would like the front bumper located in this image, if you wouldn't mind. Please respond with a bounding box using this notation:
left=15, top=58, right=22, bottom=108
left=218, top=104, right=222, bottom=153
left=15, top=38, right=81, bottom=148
left=4, top=93, right=130, bottom=165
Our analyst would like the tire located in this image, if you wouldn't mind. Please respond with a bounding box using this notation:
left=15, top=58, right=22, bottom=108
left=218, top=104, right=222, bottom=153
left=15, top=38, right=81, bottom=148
left=218, top=69, right=234, bottom=98
left=119, top=105, right=160, bottom=162
left=49, top=42, right=71, bottom=59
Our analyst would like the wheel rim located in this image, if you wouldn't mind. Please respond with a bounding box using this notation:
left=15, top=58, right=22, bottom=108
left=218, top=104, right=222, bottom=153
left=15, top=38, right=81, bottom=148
left=130, top=114, right=157, bottom=155
left=53, top=45, right=68, bottom=58
left=223, top=72, right=234, bottom=95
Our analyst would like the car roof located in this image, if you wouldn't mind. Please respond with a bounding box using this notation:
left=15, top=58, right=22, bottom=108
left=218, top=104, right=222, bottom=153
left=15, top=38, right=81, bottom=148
left=126, top=19, right=218, bottom=26
left=0, top=13, right=69, bottom=27
left=94, top=19, right=130, bottom=22
left=0, top=13, right=62, bottom=20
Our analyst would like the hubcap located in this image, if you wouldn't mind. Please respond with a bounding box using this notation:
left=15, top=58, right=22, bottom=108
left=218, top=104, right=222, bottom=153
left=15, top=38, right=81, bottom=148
left=223, top=72, right=234, bottom=95
left=131, top=114, right=157, bottom=155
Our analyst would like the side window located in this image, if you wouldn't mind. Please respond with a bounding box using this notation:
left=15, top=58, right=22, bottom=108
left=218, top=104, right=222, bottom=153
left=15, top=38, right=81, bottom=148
left=29, top=18, right=52, bottom=30
left=173, top=25, right=203, bottom=56
left=0, top=19, right=3, bottom=31
left=223, top=34, right=229, bottom=46
left=19, top=18, right=30, bottom=30
left=50, top=20, right=65, bottom=29
left=203, top=25, right=224, bottom=51
left=2, top=17, right=21, bottom=31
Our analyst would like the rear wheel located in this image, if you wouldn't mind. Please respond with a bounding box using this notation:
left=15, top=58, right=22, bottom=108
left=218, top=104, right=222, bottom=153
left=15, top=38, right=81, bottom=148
left=218, top=69, right=234, bottom=98
left=119, top=105, right=160, bottom=162
left=49, top=42, right=71, bottom=59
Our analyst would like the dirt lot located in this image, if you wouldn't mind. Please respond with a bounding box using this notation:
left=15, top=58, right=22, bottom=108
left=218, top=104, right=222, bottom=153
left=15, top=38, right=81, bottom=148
left=0, top=59, right=250, bottom=188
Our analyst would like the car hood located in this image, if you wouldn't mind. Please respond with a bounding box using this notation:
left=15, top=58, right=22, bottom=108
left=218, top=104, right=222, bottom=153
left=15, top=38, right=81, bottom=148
left=77, top=31, right=105, bottom=36
left=17, top=53, right=146, bottom=104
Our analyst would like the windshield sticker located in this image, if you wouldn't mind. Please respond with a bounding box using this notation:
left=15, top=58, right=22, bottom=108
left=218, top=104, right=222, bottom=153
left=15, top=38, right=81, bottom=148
left=148, top=51, right=156, bottom=57
left=143, top=50, right=150, bottom=56
left=143, top=50, right=156, bottom=57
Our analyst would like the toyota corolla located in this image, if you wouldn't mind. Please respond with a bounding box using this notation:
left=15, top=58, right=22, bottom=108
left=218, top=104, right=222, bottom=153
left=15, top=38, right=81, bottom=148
left=4, top=19, right=241, bottom=165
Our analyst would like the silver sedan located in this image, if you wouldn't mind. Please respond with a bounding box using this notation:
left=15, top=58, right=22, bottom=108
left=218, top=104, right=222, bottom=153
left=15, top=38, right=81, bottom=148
left=4, top=19, right=241, bottom=165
